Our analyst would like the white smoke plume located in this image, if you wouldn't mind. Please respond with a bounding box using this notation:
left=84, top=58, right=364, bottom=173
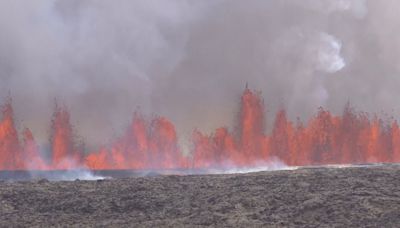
left=26, top=157, right=104, bottom=181
left=207, top=158, right=296, bottom=174
left=317, top=33, right=346, bottom=73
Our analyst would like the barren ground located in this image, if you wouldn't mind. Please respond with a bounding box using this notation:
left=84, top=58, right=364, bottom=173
left=1, top=165, right=400, bottom=227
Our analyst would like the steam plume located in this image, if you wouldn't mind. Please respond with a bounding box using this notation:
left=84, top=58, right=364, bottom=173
left=1, top=0, right=400, bottom=154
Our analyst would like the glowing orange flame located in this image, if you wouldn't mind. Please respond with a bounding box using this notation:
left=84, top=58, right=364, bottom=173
left=50, top=103, right=83, bottom=169
left=1, top=88, right=400, bottom=171
left=0, top=99, right=22, bottom=170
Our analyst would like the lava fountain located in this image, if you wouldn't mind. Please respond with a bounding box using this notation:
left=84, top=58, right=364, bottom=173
left=1, top=87, right=400, bottom=172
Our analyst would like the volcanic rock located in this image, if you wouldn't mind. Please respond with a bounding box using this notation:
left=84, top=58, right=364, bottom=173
left=1, top=164, right=400, bottom=227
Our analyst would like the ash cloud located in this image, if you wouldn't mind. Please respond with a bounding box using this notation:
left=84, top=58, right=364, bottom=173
left=0, top=0, right=399, bottom=152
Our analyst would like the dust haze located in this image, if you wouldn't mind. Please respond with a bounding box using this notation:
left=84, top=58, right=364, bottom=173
left=0, top=0, right=399, bottom=152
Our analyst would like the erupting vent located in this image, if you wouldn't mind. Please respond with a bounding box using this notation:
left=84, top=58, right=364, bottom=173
left=1, top=88, right=400, bottom=171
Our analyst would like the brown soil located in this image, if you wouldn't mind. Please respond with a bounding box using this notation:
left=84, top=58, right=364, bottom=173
left=1, top=165, right=400, bottom=227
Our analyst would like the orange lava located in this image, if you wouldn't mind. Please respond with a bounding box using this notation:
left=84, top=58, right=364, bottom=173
left=1, top=88, right=400, bottom=171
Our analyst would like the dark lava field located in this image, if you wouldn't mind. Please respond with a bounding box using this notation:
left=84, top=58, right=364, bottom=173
left=1, top=165, right=400, bottom=227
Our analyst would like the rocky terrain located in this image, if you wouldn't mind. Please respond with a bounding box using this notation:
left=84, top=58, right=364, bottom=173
left=1, top=165, right=400, bottom=227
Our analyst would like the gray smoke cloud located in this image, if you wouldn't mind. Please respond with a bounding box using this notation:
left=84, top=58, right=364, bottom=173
left=0, top=0, right=399, bottom=153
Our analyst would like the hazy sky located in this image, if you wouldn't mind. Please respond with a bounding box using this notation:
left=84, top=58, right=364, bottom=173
left=1, top=0, right=399, bottom=150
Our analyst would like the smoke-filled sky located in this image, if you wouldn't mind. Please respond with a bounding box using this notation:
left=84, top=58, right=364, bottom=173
left=1, top=0, right=400, bottom=150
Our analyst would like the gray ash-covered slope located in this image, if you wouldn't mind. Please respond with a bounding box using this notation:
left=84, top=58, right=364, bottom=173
left=1, top=165, right=400, bottom=227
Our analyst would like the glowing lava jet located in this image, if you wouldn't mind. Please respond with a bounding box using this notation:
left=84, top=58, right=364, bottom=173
left=1, top=88, right=400, bottom=171
left=0, top=99, right=22, bottom=170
